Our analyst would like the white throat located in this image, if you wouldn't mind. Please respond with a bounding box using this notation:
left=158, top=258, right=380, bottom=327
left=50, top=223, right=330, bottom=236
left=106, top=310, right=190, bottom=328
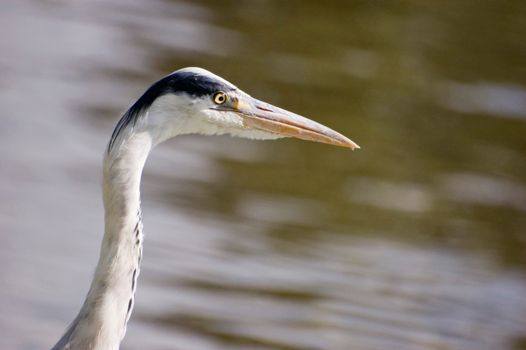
left=52, top=90, right=281, bottom=350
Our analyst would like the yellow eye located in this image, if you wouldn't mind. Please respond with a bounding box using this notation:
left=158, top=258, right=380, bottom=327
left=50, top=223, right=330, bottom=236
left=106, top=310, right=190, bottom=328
left=213, top=91, right=227, bottom=104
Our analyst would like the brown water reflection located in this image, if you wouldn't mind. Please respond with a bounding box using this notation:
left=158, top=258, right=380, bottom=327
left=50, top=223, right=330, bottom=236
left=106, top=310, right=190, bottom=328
left=1, top=0, right=526, bottom=349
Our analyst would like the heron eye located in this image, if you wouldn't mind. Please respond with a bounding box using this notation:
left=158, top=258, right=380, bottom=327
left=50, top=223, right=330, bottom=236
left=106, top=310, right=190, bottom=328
left=213, top=92, right=227, bottom=105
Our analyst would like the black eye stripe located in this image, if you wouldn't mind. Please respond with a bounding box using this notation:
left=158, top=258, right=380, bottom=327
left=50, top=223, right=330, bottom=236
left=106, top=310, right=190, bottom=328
left=109, top=71, right=235, bottom=152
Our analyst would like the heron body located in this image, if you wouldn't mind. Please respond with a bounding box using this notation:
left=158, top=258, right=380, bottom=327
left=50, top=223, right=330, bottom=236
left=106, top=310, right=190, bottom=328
left=51, top=67, right=358, bottom=350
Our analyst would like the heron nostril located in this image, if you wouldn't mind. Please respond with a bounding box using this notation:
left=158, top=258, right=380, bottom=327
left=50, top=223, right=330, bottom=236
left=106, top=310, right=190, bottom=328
left=255, top=105, right=274, bottom=113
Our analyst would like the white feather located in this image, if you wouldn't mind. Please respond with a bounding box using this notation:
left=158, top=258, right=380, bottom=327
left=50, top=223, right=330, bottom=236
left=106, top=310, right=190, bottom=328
left=53, top=72, right=283, bottom=350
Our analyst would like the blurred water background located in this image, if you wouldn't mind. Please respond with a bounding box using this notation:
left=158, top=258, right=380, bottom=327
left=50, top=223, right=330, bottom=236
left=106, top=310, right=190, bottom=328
left=1, top=1, right=526, bottom=349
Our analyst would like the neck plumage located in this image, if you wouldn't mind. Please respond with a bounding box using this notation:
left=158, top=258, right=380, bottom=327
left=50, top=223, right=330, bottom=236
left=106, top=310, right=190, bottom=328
left=52, top=132, right=153, bottom=350
left=52, top=92, right=214, bottom=350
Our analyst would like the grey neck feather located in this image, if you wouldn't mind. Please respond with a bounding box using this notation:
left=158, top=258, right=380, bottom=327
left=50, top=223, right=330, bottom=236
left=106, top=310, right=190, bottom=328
left=52, top=130, right=152, bottom=350
left=51, top=74, right=238, bottom=350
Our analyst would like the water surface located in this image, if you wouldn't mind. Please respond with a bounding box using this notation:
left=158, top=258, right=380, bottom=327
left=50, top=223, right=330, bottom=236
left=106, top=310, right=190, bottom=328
left=1, top=1, right=526, bottom=349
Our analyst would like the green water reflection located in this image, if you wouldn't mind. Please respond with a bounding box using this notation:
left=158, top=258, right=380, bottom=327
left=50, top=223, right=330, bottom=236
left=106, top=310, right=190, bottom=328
left=59, top=0, right=526, bottom=349
left=146, top=0, right=526, bottom=267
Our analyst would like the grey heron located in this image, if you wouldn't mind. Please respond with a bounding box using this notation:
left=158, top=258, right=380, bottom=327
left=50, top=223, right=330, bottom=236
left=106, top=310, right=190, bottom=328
left=51, top=67, right=359, bottom=350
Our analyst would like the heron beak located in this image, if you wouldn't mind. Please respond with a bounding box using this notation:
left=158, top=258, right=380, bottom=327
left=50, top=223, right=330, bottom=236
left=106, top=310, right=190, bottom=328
left=229, top=97, right=359, bottom=149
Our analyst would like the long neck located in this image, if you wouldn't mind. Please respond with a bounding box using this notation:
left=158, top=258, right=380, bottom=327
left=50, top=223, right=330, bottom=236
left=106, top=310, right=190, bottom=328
left=53, top=132, right=153, bottom=350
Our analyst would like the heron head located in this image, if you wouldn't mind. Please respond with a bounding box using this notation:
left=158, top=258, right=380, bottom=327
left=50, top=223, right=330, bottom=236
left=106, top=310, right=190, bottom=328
left=110, top=67, right=359, bottom=151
